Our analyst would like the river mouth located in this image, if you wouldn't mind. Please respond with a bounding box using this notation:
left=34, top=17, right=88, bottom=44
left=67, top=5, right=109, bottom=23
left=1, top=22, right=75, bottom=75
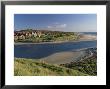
left=14, top=40, right=97, bottom=59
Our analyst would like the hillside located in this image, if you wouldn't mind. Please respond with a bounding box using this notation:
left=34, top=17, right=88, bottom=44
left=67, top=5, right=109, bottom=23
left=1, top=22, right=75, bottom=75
left=14, top=47, right=97, bottom=76
left=60, top=56, right=97, bottom=76
left=14, top=58, right=88, bottom=76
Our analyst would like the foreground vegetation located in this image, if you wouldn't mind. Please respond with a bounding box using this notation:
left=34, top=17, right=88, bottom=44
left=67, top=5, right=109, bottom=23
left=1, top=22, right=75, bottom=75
left=59, top=48, right=97, bottom=76
left=14, top=58, right=88, bottom=76
left=14, top=48, right=97, bottom=76
left=60, top=56, right=97, bottom=76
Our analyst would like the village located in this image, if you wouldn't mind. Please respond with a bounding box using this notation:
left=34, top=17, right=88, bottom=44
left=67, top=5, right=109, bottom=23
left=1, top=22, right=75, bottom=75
left=14, top=29, right=79, bottom=42
left=14, top=29, right=43, bottom=41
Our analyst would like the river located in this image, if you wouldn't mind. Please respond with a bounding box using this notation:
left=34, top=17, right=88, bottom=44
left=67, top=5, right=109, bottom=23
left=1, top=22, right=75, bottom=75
left=14, top=40, right=97, bottom=59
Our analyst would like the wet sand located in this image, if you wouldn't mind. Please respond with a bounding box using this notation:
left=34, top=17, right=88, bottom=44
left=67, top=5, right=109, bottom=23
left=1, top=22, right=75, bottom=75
left=38, top=51, right=83, bottom=64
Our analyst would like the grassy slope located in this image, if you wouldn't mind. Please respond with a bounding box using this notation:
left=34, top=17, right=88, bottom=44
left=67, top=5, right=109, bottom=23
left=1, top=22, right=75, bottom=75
left=14, top=58, right=88, bottom=76
left=60, top=56, right=97, bottom=76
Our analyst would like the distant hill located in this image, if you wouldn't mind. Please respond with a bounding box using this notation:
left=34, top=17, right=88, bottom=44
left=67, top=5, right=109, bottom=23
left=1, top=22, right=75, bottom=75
left=14, top=29, right=77, bottom=34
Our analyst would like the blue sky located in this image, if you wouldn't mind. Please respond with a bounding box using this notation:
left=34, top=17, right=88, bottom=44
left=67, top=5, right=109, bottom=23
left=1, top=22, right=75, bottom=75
left=14, top=14, right=97, bottom=32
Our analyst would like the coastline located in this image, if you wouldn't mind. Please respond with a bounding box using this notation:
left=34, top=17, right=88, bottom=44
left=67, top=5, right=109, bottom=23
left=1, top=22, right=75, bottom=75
left=14, top=34, right=97, bottom=64
left=37, top=47, right=96, bottom=64
left=14, top=34, right=97, bottom=45
left=14, top=47, right=96, bottom=65
left=38, top=51, right=82, bottom=64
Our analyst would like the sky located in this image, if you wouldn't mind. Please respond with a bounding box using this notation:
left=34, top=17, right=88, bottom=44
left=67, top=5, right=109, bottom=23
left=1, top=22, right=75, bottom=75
left=14, top=14, right=97, bottom=32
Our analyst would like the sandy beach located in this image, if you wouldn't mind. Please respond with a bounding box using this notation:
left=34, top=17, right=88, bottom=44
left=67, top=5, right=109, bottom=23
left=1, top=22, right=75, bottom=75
left=38, top=51, right=83, bottom=64
left=79, top=34, right=96, bottom=41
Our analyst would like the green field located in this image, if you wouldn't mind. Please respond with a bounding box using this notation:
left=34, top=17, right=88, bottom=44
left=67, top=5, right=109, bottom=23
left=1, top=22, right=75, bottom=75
left=14, top=58, right=88, bottom=76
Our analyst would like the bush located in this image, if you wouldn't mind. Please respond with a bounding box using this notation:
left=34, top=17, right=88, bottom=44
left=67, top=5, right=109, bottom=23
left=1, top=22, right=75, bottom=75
left=61, top=57, right=97, bottom=76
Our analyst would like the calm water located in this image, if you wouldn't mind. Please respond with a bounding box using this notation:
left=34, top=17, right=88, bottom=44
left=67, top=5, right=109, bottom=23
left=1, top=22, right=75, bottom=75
left=80, top=32, right=97, bottom=36
left=14, top=40, right=97, bottom=59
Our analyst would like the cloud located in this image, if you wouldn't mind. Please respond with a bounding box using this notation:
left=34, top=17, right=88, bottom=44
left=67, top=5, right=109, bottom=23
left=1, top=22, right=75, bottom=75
left=59, top=24, right=67, bottom=28
left=47, top=26, right=53, bottom=28
left=47, top=23, right=67, bottom=29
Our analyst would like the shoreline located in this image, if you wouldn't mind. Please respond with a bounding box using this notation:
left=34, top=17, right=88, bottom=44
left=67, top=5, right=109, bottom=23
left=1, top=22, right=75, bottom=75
left=14, top=47, right=96, bottom=64
left=15, top=46, right=96, bottom=64
left=38, top=51, right=82, bottom=64
left=14, top=34, right=97, bottom=45
left=14, top=39, right=97, bottom=45
left=14, top=34, right=97, bottom=65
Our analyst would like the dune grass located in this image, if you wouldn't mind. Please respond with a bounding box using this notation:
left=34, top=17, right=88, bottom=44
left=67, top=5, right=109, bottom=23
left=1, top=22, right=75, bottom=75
left=14, top=58, right=88, bottom=76
left=61, top=56, right=97, bottom=76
